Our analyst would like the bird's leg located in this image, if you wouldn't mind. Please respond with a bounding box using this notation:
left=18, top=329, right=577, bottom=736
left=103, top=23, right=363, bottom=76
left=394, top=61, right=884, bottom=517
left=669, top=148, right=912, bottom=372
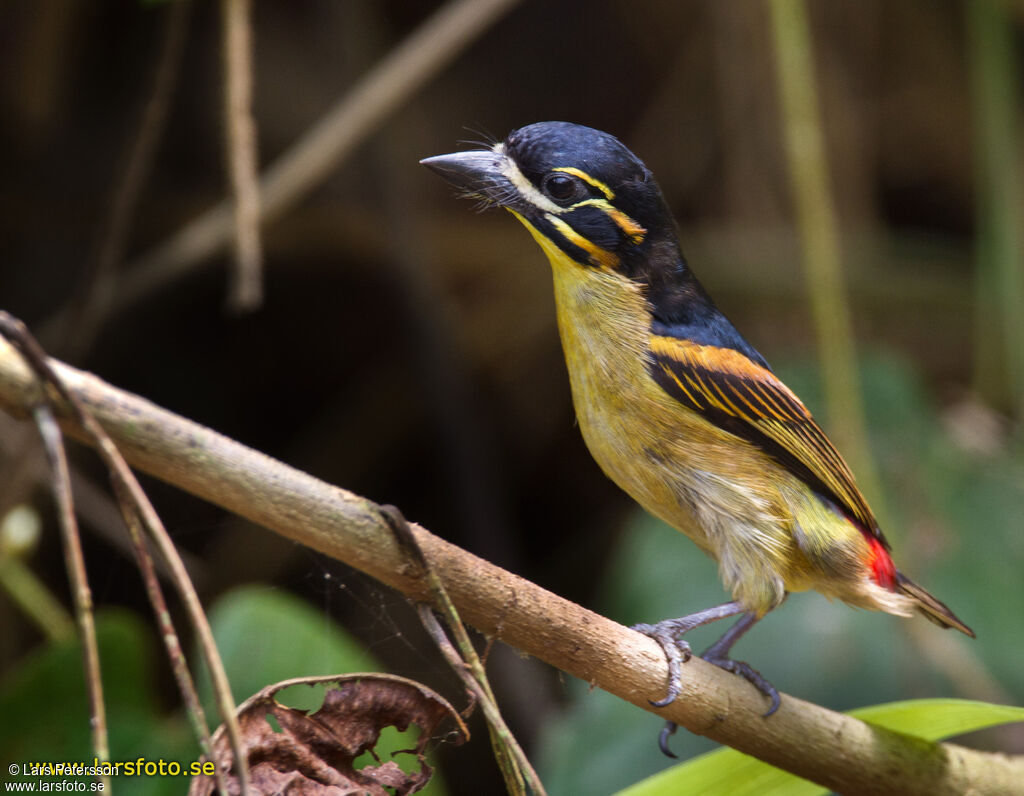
left=635, top=602, right=781, bottom=758
left=632, top=600, right=747, bottom=707
left=700, top=611, right=779, bottom=716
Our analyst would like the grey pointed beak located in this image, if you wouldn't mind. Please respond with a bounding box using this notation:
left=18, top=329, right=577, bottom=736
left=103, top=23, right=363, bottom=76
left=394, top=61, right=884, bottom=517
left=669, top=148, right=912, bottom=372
left=420, top=149, right=511, bottom=198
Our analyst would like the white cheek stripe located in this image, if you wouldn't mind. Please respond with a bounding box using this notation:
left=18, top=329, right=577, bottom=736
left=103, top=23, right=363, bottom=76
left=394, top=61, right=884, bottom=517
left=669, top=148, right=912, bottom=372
left=492, top=143, right=644, bottom=246
left=493, top=142, right=568, bottom=216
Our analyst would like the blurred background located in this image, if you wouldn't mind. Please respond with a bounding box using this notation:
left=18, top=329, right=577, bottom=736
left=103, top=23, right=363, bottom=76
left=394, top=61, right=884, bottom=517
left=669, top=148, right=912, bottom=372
left=1, top=1, right=1022, bottom=794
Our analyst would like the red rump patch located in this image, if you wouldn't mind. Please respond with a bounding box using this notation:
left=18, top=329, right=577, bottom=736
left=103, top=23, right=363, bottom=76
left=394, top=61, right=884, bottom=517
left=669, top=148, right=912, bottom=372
left=866, top=535, right=896, bottom=589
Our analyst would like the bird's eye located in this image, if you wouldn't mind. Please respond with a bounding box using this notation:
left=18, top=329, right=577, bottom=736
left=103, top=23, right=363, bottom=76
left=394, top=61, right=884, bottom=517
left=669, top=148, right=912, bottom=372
left=543, top=173, right=583, bottom=203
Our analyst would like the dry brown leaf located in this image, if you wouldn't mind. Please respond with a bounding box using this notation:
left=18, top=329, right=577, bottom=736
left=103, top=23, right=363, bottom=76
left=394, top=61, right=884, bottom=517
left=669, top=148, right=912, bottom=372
left=190, top=673, right=468, bottom=796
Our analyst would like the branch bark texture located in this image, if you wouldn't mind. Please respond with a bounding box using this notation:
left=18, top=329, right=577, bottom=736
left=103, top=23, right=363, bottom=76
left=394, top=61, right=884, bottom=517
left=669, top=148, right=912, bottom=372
left=0, top=340, right=1021, bottom=795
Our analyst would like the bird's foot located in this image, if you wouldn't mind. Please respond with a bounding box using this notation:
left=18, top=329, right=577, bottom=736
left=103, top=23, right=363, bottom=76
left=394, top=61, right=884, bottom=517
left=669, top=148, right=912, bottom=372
left=701, top=652, right=780, bottom=717
left=634, top=604, right=778, bottom=757
left=632, top=620, right=694, bottom=707
left=630, top=606, right=774, bottom=753
left=632, top=601, right=747, bottom=708
left=638, top=641, right=780, bottom=758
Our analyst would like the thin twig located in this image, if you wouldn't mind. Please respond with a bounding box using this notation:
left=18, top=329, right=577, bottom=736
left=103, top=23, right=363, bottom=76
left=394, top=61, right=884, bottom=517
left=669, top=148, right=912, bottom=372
left=117, top=499, right=229, bottom=796
left=32, top=405, right=109, bottom=791
left=220, top=0, right=262, bottom=312
left=64, top=0, right=193, bottom=357
left=419, top=606, right=529, bottom=795
left=40, top=0, right=521, bottom=340
left=380, top=505, right=545, bottom=795
left=0, top=313, right=249, bottom=796
left=0, top=331, right=1021, bottom=795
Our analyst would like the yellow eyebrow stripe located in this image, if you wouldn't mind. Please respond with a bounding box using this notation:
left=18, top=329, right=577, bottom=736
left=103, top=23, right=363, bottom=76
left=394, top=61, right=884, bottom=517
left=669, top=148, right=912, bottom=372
left=545, top=213, right=620, bottom=269
left=552, top=167, right=615, bottom=199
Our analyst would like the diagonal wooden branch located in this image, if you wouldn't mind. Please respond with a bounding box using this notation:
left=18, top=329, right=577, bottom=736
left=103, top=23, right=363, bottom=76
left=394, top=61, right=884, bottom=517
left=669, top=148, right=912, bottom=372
left=0, top=339, right=1021, bottom=795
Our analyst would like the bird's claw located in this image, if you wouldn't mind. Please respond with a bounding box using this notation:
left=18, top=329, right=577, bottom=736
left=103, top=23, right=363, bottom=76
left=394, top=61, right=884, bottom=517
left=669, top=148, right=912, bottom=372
left=633, top=607, right=778, bottom=757
left=703, top=655, right=781, bottom=716
left=632, top=621, right=693, bottom=707
left=657, top=721, right=679, bottom=758
left=633, top=617, right=780, bottom=715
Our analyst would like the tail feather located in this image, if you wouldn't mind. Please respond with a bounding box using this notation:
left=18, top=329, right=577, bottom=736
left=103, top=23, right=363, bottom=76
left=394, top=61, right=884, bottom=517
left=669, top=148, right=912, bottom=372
left=896, top=571, right=975, bottom=638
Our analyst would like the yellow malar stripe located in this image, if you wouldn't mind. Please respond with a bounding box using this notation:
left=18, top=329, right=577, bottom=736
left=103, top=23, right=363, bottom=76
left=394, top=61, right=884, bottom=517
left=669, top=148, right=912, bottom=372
left=545, top=214, right=620, bottom=269
left=552, top=166, right=615, bottom=199
left=566, top=198, right=647, bottom=244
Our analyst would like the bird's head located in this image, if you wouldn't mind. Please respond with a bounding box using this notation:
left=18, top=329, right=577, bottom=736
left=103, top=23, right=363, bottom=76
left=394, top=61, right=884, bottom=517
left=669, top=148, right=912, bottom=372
left=421, top=122, right=683, bottom=277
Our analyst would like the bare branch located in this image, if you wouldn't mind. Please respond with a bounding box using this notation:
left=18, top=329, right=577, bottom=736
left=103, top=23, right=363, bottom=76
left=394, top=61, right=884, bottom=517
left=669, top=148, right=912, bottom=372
left=0, top=334, right=1021, bottom=795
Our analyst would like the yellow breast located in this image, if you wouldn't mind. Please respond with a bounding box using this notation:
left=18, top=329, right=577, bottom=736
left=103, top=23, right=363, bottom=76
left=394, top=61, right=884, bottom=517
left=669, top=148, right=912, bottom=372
left=507, top=211, right=913, bottom=617
left=516, top=212, right=839, bottom=608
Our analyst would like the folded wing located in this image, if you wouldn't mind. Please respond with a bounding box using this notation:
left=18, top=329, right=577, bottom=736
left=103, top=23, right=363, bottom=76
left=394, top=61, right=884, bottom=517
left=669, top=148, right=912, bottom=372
left=648, top=334, right=886, bottom=546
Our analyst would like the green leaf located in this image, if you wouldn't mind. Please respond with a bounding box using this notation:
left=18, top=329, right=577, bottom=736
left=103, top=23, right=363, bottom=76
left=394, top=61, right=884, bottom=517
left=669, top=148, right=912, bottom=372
left=613, top=698, right=1024, bottom=796
left=849, top=698, right=1024, bottom=737
left=0, top=610, right=195, bottom=796
left=195, top=586, right=378, bottom=713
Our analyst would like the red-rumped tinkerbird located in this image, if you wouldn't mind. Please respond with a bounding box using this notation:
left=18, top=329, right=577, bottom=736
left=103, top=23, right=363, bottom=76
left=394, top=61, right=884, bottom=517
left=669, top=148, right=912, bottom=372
left=421, top=121, right=973, bottom=751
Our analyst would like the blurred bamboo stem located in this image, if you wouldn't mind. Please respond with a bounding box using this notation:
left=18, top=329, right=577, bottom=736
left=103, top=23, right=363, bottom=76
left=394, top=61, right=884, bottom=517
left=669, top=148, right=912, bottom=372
left=221, top=0, right=263, bottom=312
left=1, top=339, right=1021, bottom=795
left=768, top=0, right=883, bottom=511
left=0, top=551, right=75, bottom=642
left=966, top=0, right=1024, bottom=417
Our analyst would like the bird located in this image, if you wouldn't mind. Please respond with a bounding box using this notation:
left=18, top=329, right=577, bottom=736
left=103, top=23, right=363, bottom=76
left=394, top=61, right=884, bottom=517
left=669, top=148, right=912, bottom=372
left=421, top=121, right=973, bottom=746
